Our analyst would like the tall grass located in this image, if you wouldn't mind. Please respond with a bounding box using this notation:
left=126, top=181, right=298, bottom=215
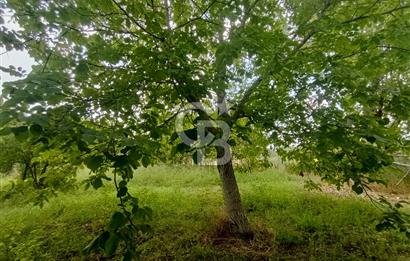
left=0, top=165, right=409, bottom=260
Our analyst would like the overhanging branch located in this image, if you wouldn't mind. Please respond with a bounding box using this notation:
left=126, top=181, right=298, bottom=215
left=231, top=30, right=316, bottom=121
left=174, top=0, right=218, bottom=30
left=111, top=0, right=165, bottom=41
left=230, top=0, right=333, bottom=121
left=342, top=4, right=410, bottom=24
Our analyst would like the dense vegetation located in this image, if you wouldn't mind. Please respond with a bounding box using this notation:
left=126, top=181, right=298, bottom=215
left=1, top=0, right=410, bottom=259
left=1, top=166, right=409, bottom=260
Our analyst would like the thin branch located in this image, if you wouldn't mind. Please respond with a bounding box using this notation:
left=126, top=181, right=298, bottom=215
left=157, top=107, right=183, bottom=128
left=111, top=0, right=165, bottom=41
left=396, top=169, right=410, bottom=186
left=174, top=0, right=218, bottom=30
left=231, top=0, right=333, bottom=121
left=342, top=4, right=410, bottom=24
left=164, top=0, right=171, bottom=29
left=362, top=186, right=385, bottom=211
left=0, top=37, right=34, bottom=56
left=377, top=45, right=410, bottom=52
left=231, top=30, right=316, bottom=121
left=41, top=52, right=52, bottom=73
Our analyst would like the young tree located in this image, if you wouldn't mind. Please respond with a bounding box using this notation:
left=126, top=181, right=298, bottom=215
left=1, top=0, right=410, bottom=253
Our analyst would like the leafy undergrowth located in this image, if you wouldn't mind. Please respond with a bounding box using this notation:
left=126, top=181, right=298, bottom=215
left=0, top=166, right=409, bottom=260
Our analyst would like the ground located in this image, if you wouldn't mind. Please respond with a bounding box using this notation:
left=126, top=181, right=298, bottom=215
left=0, top=166, right=409, bottom=260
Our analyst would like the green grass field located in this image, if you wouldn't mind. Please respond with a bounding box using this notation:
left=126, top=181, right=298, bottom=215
left=0, top=166, right=409, bottom=260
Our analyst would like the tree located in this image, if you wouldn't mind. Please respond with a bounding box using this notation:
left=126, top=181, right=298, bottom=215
left=0, top=133, right=77, bottom=206
left=1, top=0, right=410, bottom=256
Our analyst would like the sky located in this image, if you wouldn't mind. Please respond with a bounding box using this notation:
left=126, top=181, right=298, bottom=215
left=0, top=13, right=35, bottom=90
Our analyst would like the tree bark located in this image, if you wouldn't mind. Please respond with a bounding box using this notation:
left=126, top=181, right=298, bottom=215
left=216, top=146, right=253, bottom=239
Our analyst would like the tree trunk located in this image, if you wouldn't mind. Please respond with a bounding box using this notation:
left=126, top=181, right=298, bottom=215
left=216, top=146, right=253, bottom=239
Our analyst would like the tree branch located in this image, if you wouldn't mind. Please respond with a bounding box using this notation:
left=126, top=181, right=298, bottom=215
left=174, top=0, right=218, bottom=30
left=111, top=0, right=165, bottom=41
left=231, top=0, right=334, bottom=121
left=342, top=4, right=410, bottom=24
left=231, top=30, right=316, bottom=121
left=164, top=0, right=172, bottom=29
left=378, top=45, right=410, bottom=52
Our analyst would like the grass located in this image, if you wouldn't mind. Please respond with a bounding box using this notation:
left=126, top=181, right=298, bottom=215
left=0, top=165, right=409, bottom=260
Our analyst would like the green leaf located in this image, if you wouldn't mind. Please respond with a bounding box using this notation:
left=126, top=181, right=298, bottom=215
left=227, top=139, right=237, bottom=146
left=29, top=124, right=43, bottom=138
left=378, top=117, right=390, bottom=126
left=77, top=140, right=89, bottom=152
left=91, top=177, right=103, bottom=189
left=150, top=128, right=161, bottom=139
left=10, top=126, right=29, bottom=142
left=104, top=233, right=120, bottom=256
left=108, top=211, right=126, bottom=231
left=0, top=127, right=11, bottom=136
left=82, top=235, right=101, bottom=255
left=82, top=231, right=110, bottom=255
left=181, top=128, right=197, bottom=140
left=176, top=142, right=190, bottom=153
left=170, top=131, right=178, bottom=141
left=236, top=117, right=250, bottom=127
left=141, top=156, right=150, bottom=168
left=75, top=60, right=89, bottom=81
left=117, top=186, right=128, bottom=197
left=128, top=148, right=141, bottom=169
left=114, top=155, right=128, bottom=168
left=352, top=184, right=363, bottom=194
left=0, top=111, right=13, bottom=126
left=376, top=221, right=391, bottom=232
left=85, top=155, right=104, bottom=171
left=119, top=180, right=127, bottom=188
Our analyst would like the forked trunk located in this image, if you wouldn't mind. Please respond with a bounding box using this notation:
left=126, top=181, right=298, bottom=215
left=216, top=147, right=253, bottom=239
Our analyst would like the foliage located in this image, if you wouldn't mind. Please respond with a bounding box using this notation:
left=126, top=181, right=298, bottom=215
left=0, top=135, right=77, bottom=206
left=82, top=167, right=153, bottom=259
left=1, top=0, right=410, bottom=258
left=231, top=125, right=272, bottom=173
left=376, top=197, right=410, bottom=238
left=0, top=135, right=23, bottom=174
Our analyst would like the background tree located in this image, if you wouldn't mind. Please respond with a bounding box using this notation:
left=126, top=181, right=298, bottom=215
left=0, top=132, right=77, bottom=206
left=1, top=0, right=410, bottom=257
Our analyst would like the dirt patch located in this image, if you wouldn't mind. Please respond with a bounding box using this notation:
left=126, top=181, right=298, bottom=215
left=318, top=182, right=410, bottom=204
left=204, top=215, right=274, bottom=259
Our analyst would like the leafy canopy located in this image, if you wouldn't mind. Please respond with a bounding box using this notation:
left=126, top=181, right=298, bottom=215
left=1, top=0, right=409, bottom=186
